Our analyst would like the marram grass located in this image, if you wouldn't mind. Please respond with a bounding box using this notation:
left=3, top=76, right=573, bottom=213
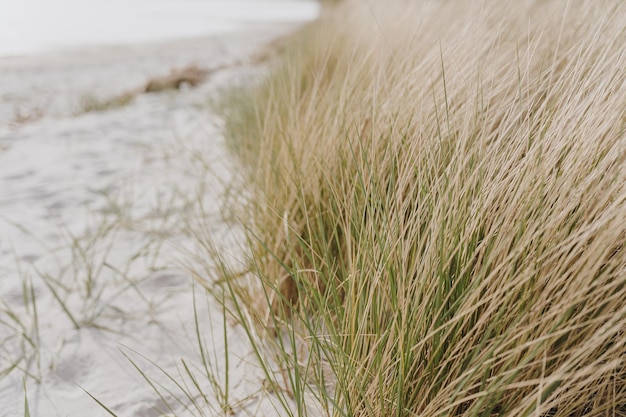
left=216, top=0, right=626, bottom=415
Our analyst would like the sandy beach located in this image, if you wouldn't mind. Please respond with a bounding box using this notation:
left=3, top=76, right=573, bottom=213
left=0, top=23, right=304, bottom=417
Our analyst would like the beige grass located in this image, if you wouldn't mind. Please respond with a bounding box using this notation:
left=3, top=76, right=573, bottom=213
left=217, top=0, right=626, bottom=415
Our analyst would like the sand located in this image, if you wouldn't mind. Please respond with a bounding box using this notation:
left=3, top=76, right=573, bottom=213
left=0, top=24, right=302, bottom=417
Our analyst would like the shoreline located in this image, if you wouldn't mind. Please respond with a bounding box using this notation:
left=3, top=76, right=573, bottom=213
left=0, top=21, right=290, bottom=63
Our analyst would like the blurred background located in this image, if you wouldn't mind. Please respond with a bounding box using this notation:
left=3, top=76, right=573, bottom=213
left=0, top=0, right=319, bottom=56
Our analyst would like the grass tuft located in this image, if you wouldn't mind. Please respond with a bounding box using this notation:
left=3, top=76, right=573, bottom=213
left=215, top=0, right=626, bottom=416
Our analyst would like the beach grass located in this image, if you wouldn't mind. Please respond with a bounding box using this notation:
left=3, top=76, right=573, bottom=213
left=214, top=0, right=626, bottom=415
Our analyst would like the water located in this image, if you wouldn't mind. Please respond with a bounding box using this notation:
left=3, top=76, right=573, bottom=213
left=0, top=0, right=319, bottom=56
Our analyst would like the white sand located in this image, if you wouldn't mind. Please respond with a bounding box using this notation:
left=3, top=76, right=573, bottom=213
left=0, top=23, right=304, bottom=417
